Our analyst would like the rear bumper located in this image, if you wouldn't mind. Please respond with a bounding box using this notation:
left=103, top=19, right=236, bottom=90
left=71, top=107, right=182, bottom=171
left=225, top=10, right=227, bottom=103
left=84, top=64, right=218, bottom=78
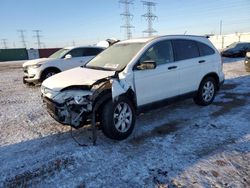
left=218, top=70, right=225, bottom=90
left=219, top=80, right=224, bottom=89
left=245, top=67, right=250, bottom=72
left=244, top=60, right=250, bottom=72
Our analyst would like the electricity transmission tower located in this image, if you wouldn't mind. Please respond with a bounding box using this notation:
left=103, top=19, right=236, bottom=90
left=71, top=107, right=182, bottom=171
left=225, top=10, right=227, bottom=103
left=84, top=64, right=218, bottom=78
left=119, top=0, right=134, bottom=39
left=17, top=30, right=27, bottom=48
left=1, top=39, right=8, bottom=49
left=141, top=1, right=158, bottom=37
left=33, top=30, right=42, bottom=49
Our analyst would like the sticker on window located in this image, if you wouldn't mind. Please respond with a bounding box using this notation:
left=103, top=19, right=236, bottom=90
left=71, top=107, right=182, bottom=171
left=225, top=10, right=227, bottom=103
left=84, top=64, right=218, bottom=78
left=104, top=64, right=119, bottom=69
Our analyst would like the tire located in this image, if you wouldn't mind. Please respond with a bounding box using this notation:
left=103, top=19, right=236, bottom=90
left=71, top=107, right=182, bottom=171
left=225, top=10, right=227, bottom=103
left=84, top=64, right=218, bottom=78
left=101, top=96, right=135, bottom=140
left=194, top=77, right=217, bottom=106
left=41, top=69, right=59, bottom=82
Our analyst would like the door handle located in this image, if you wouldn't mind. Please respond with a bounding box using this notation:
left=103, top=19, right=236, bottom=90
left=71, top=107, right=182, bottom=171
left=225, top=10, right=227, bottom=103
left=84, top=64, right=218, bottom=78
left=199, top=60, right=206, bottom=63
left=168, top=66, right=177, bottom=70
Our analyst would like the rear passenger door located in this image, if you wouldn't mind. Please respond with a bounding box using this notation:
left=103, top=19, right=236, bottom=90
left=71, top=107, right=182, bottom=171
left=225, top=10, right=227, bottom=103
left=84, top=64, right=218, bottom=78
left=196, top=41, right=216, bottom=79
left=172, top=39, right=203, bottom=94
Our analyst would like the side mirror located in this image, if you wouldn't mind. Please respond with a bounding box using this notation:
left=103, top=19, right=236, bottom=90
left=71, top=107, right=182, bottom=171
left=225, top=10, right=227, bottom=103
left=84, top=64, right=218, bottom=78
left=136, top=60, right=157, bottom=70
left=65, top=54, right=72, bottom=59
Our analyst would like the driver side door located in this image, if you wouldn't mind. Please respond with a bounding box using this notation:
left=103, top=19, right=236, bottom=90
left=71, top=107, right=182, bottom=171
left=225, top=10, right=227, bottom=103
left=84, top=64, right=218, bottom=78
left=60, top=48, right=87, bottom=71
left=134, top=40, right=180, bottom=107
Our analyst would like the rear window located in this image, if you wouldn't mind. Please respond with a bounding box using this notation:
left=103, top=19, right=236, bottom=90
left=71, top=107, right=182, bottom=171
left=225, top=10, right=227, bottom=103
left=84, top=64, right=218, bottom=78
left=172, top=39, right=199, bottom=61
left=197, top=41, right=215, bottom=56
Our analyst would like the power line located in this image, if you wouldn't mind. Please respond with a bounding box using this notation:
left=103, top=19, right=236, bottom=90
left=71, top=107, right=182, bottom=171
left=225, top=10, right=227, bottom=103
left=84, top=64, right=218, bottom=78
left=17, top=29, right=27, bottom=48
left=119, top=0, right=134, bottom=39
left=1, top=39, right=8, bottom=49
left=33, top=30, right=42, bottom=49
left=141, top=1, right=158, bottom=37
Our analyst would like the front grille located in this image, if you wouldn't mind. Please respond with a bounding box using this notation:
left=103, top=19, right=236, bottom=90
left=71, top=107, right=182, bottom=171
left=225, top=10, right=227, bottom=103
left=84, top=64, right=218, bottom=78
left=42, top=96, right=64, bottom=122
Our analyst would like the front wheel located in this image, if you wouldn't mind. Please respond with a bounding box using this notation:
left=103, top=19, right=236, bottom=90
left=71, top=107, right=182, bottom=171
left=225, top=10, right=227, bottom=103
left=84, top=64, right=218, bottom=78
left=41, top=70, right=59, bottom=82
left=194, top=77, right=216, bottom=106
left=101, top=96, right=135, bottom=140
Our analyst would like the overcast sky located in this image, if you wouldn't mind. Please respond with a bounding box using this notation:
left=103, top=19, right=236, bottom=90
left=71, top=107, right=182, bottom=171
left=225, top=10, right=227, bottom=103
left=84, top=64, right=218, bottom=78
left=0, top=0, right=249, bottom=48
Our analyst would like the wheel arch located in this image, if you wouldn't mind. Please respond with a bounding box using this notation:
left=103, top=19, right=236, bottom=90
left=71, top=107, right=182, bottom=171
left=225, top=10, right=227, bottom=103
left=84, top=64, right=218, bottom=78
left=40, top=67, right=61, bottom=81
left=95, top=88, right=137, bottom=114
left=200, top=72, right=220, bottom=90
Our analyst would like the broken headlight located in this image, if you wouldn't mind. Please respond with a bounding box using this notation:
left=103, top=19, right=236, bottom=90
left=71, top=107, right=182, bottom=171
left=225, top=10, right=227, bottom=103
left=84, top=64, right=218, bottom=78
left=53, top=90, right=92, bottom=104
left=74, top=95, right=88, bottom=105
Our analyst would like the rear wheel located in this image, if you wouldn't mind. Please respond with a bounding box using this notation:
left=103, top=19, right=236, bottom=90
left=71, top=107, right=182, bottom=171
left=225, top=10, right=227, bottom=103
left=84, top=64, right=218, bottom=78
left=194, top=77, right=216, bottom=106
left=101, top=96, right=135, bottom=140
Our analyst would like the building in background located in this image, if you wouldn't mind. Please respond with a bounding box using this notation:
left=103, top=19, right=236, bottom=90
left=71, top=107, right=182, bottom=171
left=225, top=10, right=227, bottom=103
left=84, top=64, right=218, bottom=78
left=209, top=32, right=250, bottom=50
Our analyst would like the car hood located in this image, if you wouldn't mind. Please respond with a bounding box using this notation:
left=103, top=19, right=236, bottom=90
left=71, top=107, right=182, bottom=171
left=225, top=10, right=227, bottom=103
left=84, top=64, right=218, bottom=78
left=22, top=58, right=54, bottom=67
left=42, top=67, right=115, bottom=91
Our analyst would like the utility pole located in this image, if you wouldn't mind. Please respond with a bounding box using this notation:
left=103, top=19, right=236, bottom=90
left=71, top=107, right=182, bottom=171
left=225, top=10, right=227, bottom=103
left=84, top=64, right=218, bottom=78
left=17, top=29, right=27, bottom=48
left=1, top=39, right=8, bottom=49
left=119, top=0, right=134, bottom=39
left=33, top=30, right=42, bottom=49
left=142, top=1, right=157, bottom=37
left=222, top=36, right=225, bottom=49
left=219, top=20, right=222, bottom=36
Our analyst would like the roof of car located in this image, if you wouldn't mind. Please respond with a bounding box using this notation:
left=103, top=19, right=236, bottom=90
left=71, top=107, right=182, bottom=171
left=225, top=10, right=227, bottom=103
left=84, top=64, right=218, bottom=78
left=64, top=46, right=105, bottom=50
left=118, top=35, right=209, bottom=44
left=119, top=37, right=157, bottom=44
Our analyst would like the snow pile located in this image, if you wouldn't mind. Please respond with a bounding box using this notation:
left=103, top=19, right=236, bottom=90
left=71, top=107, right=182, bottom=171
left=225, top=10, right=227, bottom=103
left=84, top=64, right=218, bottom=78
left=0, top=58, right=249, bottom=187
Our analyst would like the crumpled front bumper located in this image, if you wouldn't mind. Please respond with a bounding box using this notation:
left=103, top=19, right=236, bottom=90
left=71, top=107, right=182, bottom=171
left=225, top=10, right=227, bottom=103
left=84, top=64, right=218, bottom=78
left=42, top=96, right=90, bottom=128
left=42, top=96, right=68, bottom=125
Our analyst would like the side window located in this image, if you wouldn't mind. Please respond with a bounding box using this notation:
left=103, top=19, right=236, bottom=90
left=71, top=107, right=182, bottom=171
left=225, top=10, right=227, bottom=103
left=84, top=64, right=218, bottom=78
left=83, top=48, right=103, bottom=56
left=197, top=41, right=215, bottom=56
left=172, top=39, right=199, bottom=61
left=67, top=48, right=83, bottom=57
left=139, top=40, right=174, bottom=66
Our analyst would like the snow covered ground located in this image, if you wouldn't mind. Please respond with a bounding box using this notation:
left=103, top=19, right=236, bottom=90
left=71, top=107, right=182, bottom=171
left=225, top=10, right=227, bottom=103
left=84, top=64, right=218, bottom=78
left=0, top=58, right=249, bottom=187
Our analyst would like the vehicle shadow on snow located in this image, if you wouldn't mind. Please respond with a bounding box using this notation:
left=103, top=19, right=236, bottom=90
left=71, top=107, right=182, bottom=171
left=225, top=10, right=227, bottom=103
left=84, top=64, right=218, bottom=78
left=1, top=75, right=250, bottom=187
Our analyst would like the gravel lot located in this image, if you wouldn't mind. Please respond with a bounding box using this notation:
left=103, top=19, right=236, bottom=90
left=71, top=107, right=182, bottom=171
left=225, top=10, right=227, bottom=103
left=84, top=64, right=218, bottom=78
left=0, top=58, right=250, bottom=187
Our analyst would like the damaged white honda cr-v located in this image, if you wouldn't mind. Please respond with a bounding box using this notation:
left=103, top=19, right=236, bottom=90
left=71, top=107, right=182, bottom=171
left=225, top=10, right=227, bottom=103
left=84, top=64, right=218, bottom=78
left=41, top=35, right=224, bottom=140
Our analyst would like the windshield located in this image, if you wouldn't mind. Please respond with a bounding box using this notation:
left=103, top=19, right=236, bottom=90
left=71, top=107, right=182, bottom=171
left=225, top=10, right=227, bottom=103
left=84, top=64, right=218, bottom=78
left=49, top=48, right=71, bottom=59
left=226, top=42, right=237, bottom=49
left=85, top=42, right=145, bottom=71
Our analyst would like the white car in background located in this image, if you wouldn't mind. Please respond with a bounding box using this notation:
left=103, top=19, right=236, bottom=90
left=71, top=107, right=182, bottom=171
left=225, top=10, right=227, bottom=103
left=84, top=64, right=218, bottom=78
left=22, top=46, right=104, bottom=84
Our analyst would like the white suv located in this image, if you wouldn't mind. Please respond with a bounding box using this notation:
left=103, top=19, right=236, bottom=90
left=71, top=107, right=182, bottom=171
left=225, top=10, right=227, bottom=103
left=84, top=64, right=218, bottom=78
left=23, top=46, right=104, bottom=84
left=41, top=35, right=224, bottom=140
